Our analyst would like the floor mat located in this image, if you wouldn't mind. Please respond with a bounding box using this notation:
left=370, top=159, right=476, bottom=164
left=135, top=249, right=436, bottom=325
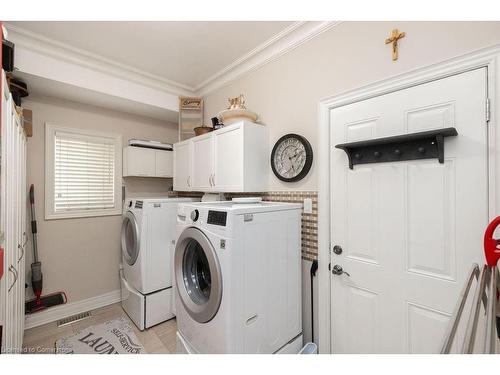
left=55, top=317, right=146, bottom=354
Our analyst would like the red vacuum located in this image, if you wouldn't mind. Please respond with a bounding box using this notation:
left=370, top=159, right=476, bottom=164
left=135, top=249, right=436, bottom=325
left=25, top=184, right=66, bottom=314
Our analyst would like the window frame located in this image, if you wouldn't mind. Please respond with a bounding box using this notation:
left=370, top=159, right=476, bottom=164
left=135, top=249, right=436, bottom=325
left=45, top=123, right=123, bottom=220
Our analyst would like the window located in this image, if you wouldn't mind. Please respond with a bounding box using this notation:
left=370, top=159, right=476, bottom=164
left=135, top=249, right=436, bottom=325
left=45, top=123, right=122, bottom=219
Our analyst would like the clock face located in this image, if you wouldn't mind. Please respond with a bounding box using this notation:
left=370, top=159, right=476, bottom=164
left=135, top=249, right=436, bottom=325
left=271, top=134, right=313, bottom=182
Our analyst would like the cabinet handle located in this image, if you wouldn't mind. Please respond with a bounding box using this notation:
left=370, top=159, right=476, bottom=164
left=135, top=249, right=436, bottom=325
left=187, top=176, right=191, bottom=188
left=22, top=231, right=28, bottom=248
left=212, top=174, right=215, bottom=186
left=8, top=265, right=18, bottom=292
left=17, top=243, right=24, bottom=263
left=209, top=175, right=212, bottom=187
left=18, top=232, right=27, bottom=263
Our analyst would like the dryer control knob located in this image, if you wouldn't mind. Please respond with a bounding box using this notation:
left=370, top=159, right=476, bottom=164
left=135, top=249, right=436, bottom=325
left=191, top=209, right=199, bottom=222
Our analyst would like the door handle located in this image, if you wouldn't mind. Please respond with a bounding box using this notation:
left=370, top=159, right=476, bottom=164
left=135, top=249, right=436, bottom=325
left=8, top=265, right=18, bottom=292
left=332, top=265, right=350, bottom=277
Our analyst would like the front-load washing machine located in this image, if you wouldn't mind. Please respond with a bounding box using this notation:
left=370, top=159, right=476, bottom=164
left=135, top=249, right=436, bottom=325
left=120, top=197, right=198, bottom=330
left=174, top=200, right=303, bottom=353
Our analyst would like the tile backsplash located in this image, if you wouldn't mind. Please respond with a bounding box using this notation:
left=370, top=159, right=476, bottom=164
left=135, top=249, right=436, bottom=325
left=173, top=190, right=318, bottom=261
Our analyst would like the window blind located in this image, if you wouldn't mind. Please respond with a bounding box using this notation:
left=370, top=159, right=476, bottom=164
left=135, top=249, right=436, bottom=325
left=54, top=130, right=116, bottom=213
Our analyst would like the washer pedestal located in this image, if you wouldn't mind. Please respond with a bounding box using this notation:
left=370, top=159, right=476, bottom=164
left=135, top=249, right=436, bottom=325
left=121, top=275, right=174, bottom=331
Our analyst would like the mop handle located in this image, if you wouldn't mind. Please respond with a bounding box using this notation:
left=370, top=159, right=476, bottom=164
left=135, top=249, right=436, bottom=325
left=29, top=184, right=39, bottom=263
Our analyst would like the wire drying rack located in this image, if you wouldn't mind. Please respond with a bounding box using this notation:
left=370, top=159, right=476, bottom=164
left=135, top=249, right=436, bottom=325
left=441, top=217, right=500, bottom=354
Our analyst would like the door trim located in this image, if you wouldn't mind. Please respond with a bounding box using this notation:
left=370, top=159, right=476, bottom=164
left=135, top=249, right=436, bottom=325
left=317, top=43, right=500, bottom=354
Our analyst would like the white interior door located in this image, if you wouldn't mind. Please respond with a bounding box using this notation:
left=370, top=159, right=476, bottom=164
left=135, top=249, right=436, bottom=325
left=330, top=68, right=489, bottom=353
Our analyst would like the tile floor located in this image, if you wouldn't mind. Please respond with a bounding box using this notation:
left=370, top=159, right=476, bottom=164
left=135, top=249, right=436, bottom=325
left=22, top=303, right=177, bottom=354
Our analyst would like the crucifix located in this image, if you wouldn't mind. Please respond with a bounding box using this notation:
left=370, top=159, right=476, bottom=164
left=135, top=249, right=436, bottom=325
left=385, top=28, right=405, bottom=61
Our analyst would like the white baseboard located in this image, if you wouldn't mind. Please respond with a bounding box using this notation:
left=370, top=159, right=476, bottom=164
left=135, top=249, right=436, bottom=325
left=25, top=289, right=121, bottom=330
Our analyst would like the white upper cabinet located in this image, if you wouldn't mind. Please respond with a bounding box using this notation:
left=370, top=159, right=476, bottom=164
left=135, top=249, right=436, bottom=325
left=173, top=140, right=192, bottom=191
left=123, top=146, right=173, bottom=178
left=123, top=146, right=155, bottom=177
left=191, top=133, right=213, bottom=191
left=213, top=125, right=244, bottom=191
left=173, top=121, right=268, bottom=192
left=155, top=150, right=173, bottom=177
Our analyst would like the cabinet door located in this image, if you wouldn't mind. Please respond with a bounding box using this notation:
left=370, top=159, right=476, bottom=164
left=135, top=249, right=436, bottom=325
left=191, top=134, right=213, bottom=191
left=123, top=147, right=155, bottom=177
left=6, top=97, right=17, bottom=351
left=19, top=134, right=27, bottom=347
left=155, top=150, right=173, bottom=177
left=14, top=114, right=22, bottom=351
left=173, top=141, right=191, bottom=191
left=0, top=74, right=8, bottom=351
left=213, top=125, right=243, bottom=191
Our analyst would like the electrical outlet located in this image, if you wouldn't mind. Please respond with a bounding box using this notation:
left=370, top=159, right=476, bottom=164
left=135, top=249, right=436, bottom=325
left=303, top=198, right=312, bottom=214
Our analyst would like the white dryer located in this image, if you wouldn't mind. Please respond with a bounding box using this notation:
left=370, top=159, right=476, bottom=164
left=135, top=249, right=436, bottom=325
left=120, top=197, right=198, bottom=330
left=174, top=201, right=303, bottom=353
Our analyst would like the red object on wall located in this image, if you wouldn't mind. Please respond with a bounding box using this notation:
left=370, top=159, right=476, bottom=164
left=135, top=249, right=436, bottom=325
left=484, top=216, right=500, bottom=267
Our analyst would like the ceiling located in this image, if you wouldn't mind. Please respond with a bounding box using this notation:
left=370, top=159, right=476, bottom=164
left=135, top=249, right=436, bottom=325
left=8, top=21, right=294, bottom=89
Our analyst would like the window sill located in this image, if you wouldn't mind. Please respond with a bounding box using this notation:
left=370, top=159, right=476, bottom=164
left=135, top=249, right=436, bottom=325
left=45, top=208, right=123, bottom=220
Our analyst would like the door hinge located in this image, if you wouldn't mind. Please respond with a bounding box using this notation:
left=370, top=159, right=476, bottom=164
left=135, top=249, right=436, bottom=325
left=486, top=98, right=491, bottom=123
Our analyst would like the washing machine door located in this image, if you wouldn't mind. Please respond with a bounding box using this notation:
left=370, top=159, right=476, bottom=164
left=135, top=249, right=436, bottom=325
left=174, top=227, right=222, bottom=323
left=121, top=211, right=140, bottom=266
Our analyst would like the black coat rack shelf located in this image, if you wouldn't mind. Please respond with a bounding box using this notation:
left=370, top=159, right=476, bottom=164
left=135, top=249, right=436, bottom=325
left=335, top=127, right=458, bottom=169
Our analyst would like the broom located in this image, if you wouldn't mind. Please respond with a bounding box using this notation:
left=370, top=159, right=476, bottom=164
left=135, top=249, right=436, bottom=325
left=25, top=184, right=67, bottom=314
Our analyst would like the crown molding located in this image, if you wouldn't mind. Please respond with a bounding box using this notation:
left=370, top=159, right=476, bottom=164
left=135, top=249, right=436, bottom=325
left=4, top=23, right=196, bottom=97
left=5, top=21, right=342, bottom=100
left=195, top=21, right=342, bottom=96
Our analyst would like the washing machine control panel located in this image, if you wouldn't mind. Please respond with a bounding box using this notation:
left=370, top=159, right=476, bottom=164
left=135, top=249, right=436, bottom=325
left=207, top=210, right=227, bottom=226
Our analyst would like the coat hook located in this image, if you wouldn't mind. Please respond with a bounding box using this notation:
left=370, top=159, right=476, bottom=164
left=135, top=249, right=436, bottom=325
left=335, top=128, right=457, bottom=169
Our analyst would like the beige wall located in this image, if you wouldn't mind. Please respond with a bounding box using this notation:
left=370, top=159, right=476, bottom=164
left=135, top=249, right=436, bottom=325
left=204, top=21, right=500, bottom=191
left=22, top=21, right=500, bottom=311
left=24, top=96, right=178, bottom=302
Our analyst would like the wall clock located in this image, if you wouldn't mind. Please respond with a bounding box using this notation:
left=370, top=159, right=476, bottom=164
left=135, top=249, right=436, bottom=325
left=271, top=134, right=313, bottom=182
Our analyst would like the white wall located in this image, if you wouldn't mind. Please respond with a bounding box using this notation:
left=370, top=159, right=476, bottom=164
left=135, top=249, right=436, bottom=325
left=204, top=21, right=500, bottom=191
left=24, top=96, right=178, bottom=303
left=203, top=21, right=500, bottom=345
